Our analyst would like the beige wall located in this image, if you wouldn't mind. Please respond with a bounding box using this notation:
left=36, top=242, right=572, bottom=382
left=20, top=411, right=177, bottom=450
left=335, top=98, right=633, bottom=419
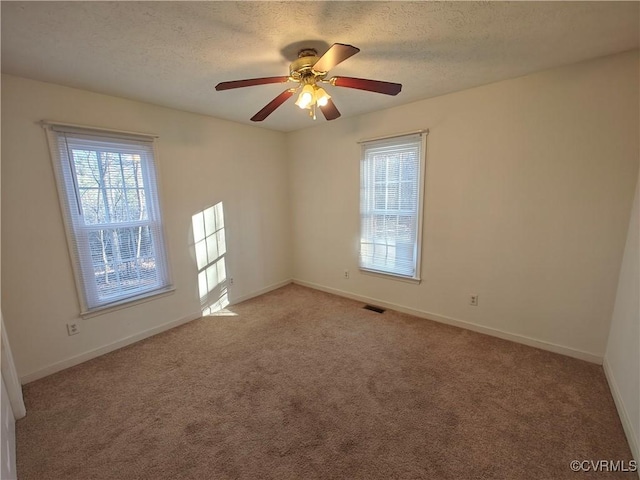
left=288, top=50, right=639, bottom=361
left=1, top=75, right=292, bottom=380
left=605, top=169, right=640, bottom=461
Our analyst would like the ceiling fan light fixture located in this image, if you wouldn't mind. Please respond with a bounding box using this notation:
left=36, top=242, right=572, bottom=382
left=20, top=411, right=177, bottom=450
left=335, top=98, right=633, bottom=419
left=295, top=84, right=315, bottom=109
left=315, top=86, right=330, bottom=107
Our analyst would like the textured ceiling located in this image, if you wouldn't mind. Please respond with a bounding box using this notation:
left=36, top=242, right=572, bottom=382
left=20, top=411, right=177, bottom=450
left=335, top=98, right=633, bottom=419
left=2, top=1, right=638, bottom=132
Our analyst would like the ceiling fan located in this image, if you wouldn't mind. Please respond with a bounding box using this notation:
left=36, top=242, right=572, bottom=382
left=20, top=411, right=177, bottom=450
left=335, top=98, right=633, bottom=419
left=215, top=43, right=402, bottom=122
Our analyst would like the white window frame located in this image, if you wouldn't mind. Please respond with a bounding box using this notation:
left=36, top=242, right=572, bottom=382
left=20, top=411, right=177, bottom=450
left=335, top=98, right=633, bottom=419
left=43, top=122, right=173, bottom=315
left=359, top=130, right=427, bottom=282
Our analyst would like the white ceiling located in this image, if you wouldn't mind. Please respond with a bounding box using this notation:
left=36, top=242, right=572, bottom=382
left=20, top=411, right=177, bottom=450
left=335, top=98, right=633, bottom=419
left=2, top=1, right=638, bottom=132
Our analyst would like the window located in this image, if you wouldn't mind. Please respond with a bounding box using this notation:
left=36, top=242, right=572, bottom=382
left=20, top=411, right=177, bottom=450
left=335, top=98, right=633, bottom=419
left=45, top=124, right=172, bottom=313
left=359, top=132, right=426, bottom=280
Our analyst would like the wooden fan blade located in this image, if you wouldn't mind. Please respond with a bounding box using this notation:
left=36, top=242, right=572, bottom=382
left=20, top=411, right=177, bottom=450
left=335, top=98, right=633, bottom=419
left=215, top=76, right=290, bottom=91
left=312, top=43, right=360, bottom=73
left=331, top=76, right=402, bottom=96
left=250, top=89, right=295, bottom=122
left=319, top=98, right=341, bottom=121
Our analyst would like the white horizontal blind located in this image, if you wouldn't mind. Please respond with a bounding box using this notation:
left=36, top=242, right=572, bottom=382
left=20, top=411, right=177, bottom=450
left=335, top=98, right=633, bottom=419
left=360, top=133, right=424, bottom=278
left=46, top=126, right=172, bottom=312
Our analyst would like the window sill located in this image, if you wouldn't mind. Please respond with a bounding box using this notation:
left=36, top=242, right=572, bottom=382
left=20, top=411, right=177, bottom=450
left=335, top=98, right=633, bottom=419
left=359, top=268, right=422, bottom=285
left=81, top=286, right=176, bottom=319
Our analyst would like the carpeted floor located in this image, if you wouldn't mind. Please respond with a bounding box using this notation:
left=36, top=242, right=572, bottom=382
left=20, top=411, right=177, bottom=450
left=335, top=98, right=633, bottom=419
left=16, top=284, right=634, bottom=479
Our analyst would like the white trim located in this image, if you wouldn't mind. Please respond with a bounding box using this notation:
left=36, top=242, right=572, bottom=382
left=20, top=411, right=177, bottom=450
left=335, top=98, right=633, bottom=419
left=81, top=287, right=175, bottom=318
left=603, top=356, right=640, bottom=467
left=229, top=279, right=292, bottom=305
left=20, top=311, right=201, bottom=384
left=292, top=279, right=603, bottom=364
left=19, top=279, right=294, bottom=384
left=39, top=120, right=158, bottom=140
left=1, top=317, right=26, bottom=419
left=358, top=129, right=429, bottom=144
left=44, top=127, right=91, bottom=314
left=415, top=132, right=428, bottom=280
left=359, top=268, right=421, bottom=284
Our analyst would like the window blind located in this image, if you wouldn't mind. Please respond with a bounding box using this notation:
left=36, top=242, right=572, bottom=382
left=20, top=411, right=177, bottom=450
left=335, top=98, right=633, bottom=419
left=45, top=126, right=172, bottom=312
left=359, top=133, right=424, bottom=279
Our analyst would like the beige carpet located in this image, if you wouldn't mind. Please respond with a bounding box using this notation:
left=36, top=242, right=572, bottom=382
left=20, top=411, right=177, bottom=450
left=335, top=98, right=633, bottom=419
left=17, top=284, right=634, bottom=479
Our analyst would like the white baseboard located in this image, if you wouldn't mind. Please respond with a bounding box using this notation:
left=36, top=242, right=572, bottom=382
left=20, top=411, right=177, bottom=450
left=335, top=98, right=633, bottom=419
left=292, top=279, right=603, bottom=364
left=20, top=279, right=294, bottom=385
left=230, top=279, right=292, bottom=305
left=603, top=356, right=639, bottom=467
left=20, top=311, right=201, bottom=384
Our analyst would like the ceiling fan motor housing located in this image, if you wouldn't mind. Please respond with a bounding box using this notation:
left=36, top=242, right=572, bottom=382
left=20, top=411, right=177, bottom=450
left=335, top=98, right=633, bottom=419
left=289, top=48, right=327, bottom=82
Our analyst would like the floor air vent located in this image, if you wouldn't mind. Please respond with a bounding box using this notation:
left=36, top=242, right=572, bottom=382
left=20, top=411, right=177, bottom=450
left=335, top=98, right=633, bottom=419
left=363, top=305, right=385, bottom=314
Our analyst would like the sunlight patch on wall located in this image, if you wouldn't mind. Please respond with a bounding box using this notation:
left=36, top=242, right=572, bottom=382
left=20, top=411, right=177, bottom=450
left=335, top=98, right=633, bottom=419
left=192, top=202, right=230, bottom=315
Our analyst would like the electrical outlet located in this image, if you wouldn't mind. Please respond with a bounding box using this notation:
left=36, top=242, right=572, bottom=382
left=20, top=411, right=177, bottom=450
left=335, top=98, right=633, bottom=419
left=66, top=322, right=80, bottom=336
left=469, top=295, right=479, bottom=307
left=343, top=269, right=350, bottom=279
left=229, top=277, right=234, bottom=286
